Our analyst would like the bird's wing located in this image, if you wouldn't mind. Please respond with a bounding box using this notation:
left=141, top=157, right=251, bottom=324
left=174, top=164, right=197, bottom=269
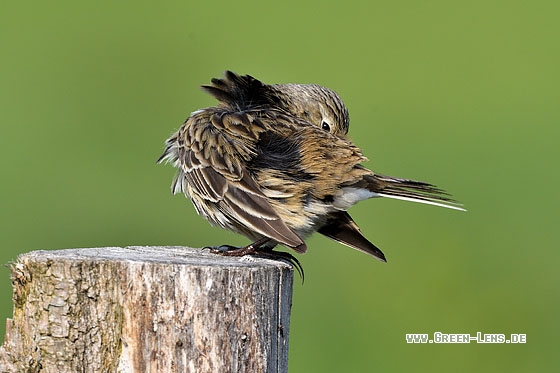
left=318, top=211, right=386, bottom=262
left=158, top=109, right=307, bottom=252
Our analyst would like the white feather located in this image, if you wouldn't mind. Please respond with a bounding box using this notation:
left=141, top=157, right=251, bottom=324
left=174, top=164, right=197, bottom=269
left=190, top=109, right=205, bottom=116
left=333, top=188, right=377, bottom=210
left=375, top=193, right=466, bottom=211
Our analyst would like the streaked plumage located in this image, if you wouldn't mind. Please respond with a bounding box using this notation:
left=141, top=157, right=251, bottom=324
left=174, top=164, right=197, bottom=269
left=158, top=71, right=463, bottom=266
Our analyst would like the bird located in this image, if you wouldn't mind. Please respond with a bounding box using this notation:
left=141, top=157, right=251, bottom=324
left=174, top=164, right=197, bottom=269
left=158, top=71, right=463, bottom=274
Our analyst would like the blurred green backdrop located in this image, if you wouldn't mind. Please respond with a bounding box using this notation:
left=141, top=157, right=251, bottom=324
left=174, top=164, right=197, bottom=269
left=1, top=1, right=558, bottom=371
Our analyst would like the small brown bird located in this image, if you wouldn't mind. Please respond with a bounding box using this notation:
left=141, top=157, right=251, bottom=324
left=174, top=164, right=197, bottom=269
left=158, top=71, right=463, bottom=270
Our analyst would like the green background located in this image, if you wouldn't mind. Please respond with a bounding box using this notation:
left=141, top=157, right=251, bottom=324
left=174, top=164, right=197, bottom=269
left=1, top=1, right=558, bottom=371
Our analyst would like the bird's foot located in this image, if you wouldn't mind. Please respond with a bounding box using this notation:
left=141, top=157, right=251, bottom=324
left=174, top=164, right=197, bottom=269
left=206, top=243, right=304, bottom=282
left=250, top=249, right=305, bottom=283
left=207, top=244, right=257, bottom=256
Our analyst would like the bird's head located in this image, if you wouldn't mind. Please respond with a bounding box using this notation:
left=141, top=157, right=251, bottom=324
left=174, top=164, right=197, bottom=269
left=201, top=71, right=350, bottom=137
left=272, top=83, right=350, bottom=137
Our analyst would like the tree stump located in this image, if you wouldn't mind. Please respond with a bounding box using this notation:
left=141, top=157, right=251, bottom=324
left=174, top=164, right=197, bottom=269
left=0, top=246, right=294, bottom=373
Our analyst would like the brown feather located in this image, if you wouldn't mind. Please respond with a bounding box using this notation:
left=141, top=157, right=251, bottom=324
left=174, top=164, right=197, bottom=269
left=318, top=211, right=386, bottom=262
left=160, top=104, right=308, bottom=251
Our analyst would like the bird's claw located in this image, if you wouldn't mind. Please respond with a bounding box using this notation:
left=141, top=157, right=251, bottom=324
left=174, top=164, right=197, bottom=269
left=206, top=245, right=305, bottom=282
left=248, top=250, right=305, bottom=283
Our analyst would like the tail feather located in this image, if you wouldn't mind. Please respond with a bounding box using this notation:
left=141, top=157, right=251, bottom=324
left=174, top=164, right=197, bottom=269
left=367, top=174, right=466, bottom=211
left=318, top=211, right=386, bottom=262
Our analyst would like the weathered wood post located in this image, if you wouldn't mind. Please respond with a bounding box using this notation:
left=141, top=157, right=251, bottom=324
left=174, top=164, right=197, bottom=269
left=0, top=246, right=294, bottom=373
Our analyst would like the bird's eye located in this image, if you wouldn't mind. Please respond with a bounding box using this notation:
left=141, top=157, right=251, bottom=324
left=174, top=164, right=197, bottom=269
left=321, top=121, right=331, bottom=131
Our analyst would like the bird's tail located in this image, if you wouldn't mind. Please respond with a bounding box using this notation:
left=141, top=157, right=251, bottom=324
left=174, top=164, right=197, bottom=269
left=364, top=174, right=465, bottom=211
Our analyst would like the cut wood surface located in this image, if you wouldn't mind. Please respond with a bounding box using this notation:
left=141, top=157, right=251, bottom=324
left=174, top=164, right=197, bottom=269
left=0, top=246, right=294, bottom=373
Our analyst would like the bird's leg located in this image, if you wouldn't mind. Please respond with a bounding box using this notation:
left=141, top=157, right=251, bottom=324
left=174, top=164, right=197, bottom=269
left=208, top=238, right=305, bottom=281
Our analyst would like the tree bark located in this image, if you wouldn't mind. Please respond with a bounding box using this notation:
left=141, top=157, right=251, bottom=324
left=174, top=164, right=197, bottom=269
left=0, top=246, right=294, bottom=373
